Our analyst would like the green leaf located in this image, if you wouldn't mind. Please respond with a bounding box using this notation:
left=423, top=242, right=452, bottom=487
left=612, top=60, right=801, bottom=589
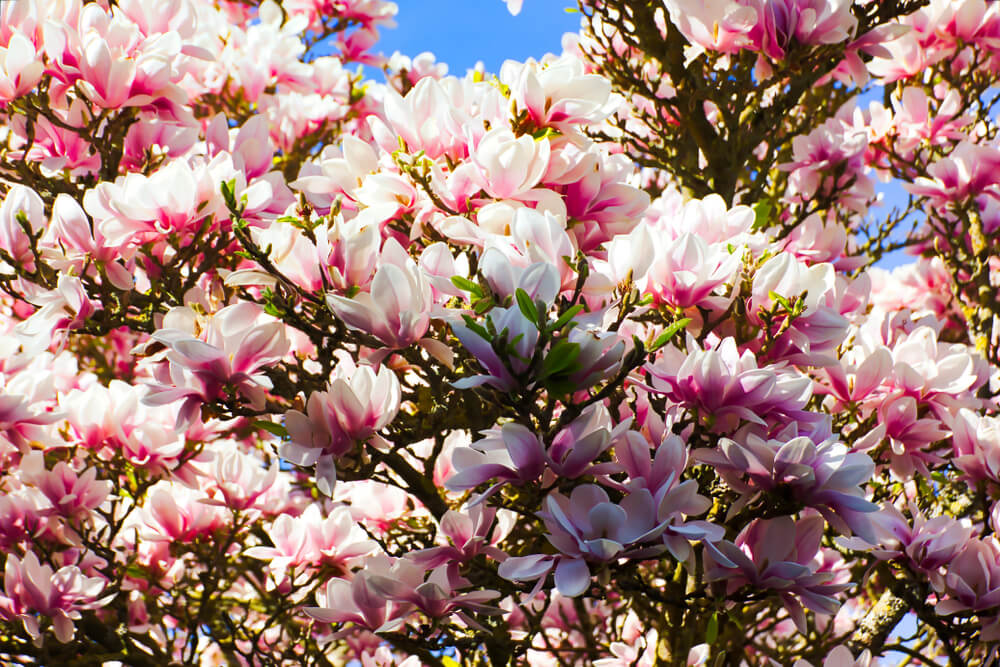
left=549, top=304, right=585, bottom=332
left=460, top=315, right=491, bottom=340
left=768, top=291, right=791, bottom=310
left=473, top=297, right=494, bottom=314
left=650, top=318, right=691, bottom=351
left=705, top=612, right=719, bottom=645
left=14, top=210, right=30, bottom=230
left=451, top=275, right=483, bottom=297
left=515, top=288, right=540, bottom=327
left=539, top=341, right=581, bottom=380
left=254, top=420, right=288, bottom=438
left=751, top=200, right=772, bottom=231
left=220, top=179, right=238, bottom=210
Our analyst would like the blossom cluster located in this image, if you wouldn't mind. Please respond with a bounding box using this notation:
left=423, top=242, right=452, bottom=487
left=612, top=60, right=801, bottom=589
left=0, top=0, right=999, bottom=664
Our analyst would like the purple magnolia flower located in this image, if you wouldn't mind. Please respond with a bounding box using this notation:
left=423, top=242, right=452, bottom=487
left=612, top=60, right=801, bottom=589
left=452, top=305, right=538, bottom=392
left=305, top=554, right=411, bottom=633
left=615, top=432, right=722, bottom=561
left=567, top=326, right=625, bottom=389
left=694, top=427, right=877, bottom=541
left=647, top=336, right=813, bottom=433
left=939, top=536, right=1000, bottom=640
left=705, top=515, right=851, bottom=632
left=367, top=558, right=499, bottom=618
left=446, top=406, right=626, bottom=498
left=408, top=504, right=513, bottom=577
left=546, top=405, right=628, bottom=478
left=499, top=484, right=668, bottom=597
left=841, top=503, right=973, bottom=591
left=446, top=422, right=546, bottom=496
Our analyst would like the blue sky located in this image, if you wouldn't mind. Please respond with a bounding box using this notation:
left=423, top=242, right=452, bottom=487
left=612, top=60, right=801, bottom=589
left=375, top=1, right=580, bottom=74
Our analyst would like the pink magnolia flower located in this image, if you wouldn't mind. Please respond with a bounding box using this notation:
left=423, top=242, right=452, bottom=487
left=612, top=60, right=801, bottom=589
left=877, top=395, right=950, bottom=475
left=0, top=490, right=47, bottom=548
left=781, top=115, right=873, bottom=213
left=41, top=193, right=134, bottom=291
left=292, top=135, right=380, bottom=211
left=509, top=208, right=578, bottom=291
left=86, top=157, right=231, bottom=248
left=748, top=253, right=850, bottom=364
left=647, top=335, right=814, bottom=433
left=885, top=325, right=988, bottom=407
left=449, top=406, right=627, bottom=497
left=326, top=238, right=434, bottom=350
left=866, top=32, right=939, bottom=83
left=559, top=153, right=649, bottom=252
left=652, top=194, right=758, bottom=247
left=499, top=55, right=613, bottom=130
left=906, top=141, right=1000, bottom=204
left=203, top=446, right=278, bottom=512
left=19, top=451, right=112, bottom=522
left=7, top=99, right=102, bottom=177
left=890, top=87, right=972, bottom=156
left=0, top=184, right=45, bottom=271
left=567, top=325, right=625, bottom=388
left=842, top=503, right=973, bottom=591
left=594, top=629, right=658, bottom=667
left=377, top=77, right=473, bottom=161
left=0, top=550, right=111, bottom=643
left=546, top=405, right=629, bottom=479
left=471, top=128, right=551, bottom=200
left=745, top=0, right=856, bottom=60
left=138, top=481, right=227, bottom=543
left=306, top=554, right=412, bottom=632
left=822, top=346, right=892, bottom=407
left=16, top=275, right=99, bottom=353
left=868, top=258, right=959, bottom=327
left=282, top=358, right=401, bottom=495
left=60, top=380, right=186, bottom=472
left=335, top=480, right=413, bottom=536
left=246, top=505, right=377, bottom=586
left=52, top=4, right=191, bottom=118
left=143, top=302, right=290, bottom=426
left=0, top=30, right=43, bottom=100
left=121, top=115, right=198, bottom=172
left=451, top=304, right=539, bottom=392
left=446, top=422, right=547, bottom=494
left=645, top=232, right=742, bottom=311
left=662, top=0, right=759, bottom=54
left=204, top=113, right=275, bottom=181
left=388, top=51, right=448, bottom=90
left=0, top=379, right=63, bottom=455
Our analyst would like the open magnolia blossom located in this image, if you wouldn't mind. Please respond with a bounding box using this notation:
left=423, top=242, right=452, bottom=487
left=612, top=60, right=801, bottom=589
left=2, top=0, right=1000, bottom=664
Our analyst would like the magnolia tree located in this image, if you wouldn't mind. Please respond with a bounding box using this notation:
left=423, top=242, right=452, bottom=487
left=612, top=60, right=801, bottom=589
left=3, top=0, right=1000, bottom=664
